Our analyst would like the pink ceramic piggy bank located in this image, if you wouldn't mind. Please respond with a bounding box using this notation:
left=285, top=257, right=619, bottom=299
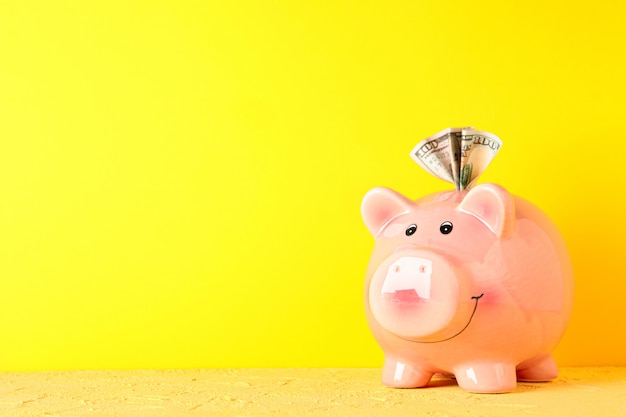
left=361, top=183, right=574, bottom=393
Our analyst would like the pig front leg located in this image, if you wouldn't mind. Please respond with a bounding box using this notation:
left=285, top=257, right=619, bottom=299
left=453, top=362, right=517, bottom=393
left=382, top=357, right=433, bottom=388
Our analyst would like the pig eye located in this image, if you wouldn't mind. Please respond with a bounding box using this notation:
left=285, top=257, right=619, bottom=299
left=405, top=224, right=417, bottom=236
left=440, top=221, right=453, bottom=234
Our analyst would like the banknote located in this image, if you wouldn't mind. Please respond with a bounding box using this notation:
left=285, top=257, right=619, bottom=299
left=410, top=127, right=502, bottom=190
left=459, top=129, right=502, bottom=189
left=409, top=128, right=460, bottom=185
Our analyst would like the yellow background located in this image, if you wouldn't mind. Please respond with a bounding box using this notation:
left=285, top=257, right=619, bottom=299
left=0, top=1, right=624, bottom=371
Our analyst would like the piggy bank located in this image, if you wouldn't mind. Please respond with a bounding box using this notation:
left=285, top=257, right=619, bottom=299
left=361, top=183, right=574, bottom=393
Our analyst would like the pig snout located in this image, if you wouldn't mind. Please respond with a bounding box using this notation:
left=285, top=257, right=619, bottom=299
left=381, top=257, right=433, bottom=302
left=368, top=249, right=477, bottom=342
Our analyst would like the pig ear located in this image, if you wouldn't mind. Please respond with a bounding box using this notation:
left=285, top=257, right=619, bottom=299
left=459, top=183, right=516, bottom=238
left=361, top=187, right=413, bottom=237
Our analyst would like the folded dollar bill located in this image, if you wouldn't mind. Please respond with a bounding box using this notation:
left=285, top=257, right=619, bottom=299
left=410, top=127, right=502, bottom=190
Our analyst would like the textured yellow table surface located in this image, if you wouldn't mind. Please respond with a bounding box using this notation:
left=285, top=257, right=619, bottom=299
left=1, top=367, right=625, bottom=417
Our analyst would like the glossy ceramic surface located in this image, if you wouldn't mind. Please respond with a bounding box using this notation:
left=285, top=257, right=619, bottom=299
left=361, top=184, right=574, bottom=393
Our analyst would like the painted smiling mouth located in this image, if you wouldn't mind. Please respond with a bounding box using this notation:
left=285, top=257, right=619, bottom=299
left=396, top=293, right=484, bottom=344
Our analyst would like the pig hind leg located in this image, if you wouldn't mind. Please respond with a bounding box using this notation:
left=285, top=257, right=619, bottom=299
left=516, top=354, right=558, bottom=381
